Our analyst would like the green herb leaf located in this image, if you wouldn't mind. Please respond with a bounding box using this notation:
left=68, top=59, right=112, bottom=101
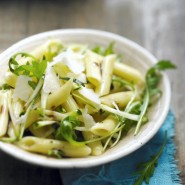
left=134, top=131, right=167, bottom=185
left=112, top=76, right=134, bottom=90
left=30, top=58, right=47, bottom=79
left=146, top=60, right=176, bottom=96
left=134, top=61, right=176, bottom=135
left=134, top=88, right=149, bottom=135
left=9, top=52, right=47, bottom=81
left=28, top=81, right=37, bottom=89
left=154, top=60, right=176, bottom=70
left=92, top=42, right=115, bottom=56
left=9, top=53, right=37, bottom=75
left=55, top=110, right=84, bottom=146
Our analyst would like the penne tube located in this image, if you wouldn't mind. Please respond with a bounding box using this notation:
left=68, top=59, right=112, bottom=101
left=31, top=44, right=48, bottom=60
left=25, top=109, right=40, bottom=128
left=53, top=63, right=71, bottom=78
left=114, top=62, right=144, bottom=84
left=0, top=39, right=160, bottom=159
left=100, top=91, right=134, bottom=108
left=83, top=131, right=103, bottom=156
left=85, top=105, right=98, bottom=114
left=44, top=110, right=70, bottom=121
left=29, top=125, right=55, bottom=138
left=13, top=100, right=24, bottom=118
left=0, top=92, right=9, bottom=137
left=85, top=50, right=103, bottom=86
left=91, top=115, right=118, bottom=137
left=67, top=43, right=87, bottom=54
left=16, top=136, right=91, bottom=157
left=31, top=39, right=62, bottom=61
left=62, top=95, right=79, bottom=112
left=4, top=72, right=17, bottom=88
left=85, top=83, right=94, bottom=89
left=7, top=91, right=22, bottom=138
left=46, top=79, right=73, bottom=109
left=7, top=121, right=16, bottom=139
left=96, top=54, right=116, bottom=96
left=72, top=87, right=100, bottom=110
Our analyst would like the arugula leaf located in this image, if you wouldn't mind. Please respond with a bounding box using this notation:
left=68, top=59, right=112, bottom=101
left=121, top=101, right=143, bottom=132
left=9, top=53, right=37, bottom=75
left=28, top=81, right=37, bottom=89
left=9, top=52, right=47, bottom=80
left=55, top=110, right=84, bottom=146
left=134, top=88, right=149, bottom=135
left=134, top=131, right=167, bottom=185
left=153, top=60, right=176, bottom=70
left=134, top=61, right=176, bottom=135
left=24, top=58, right=47, bottom=79
left=8, top=53, right=47, bottom=90
left=92, top=42, right=115, bottom=56
left=146, top=60, right=176, bottom=97
left=112, top=76, right=134, bottom=90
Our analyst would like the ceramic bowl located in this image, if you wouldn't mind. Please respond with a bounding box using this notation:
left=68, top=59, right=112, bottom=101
left=0, top=29, right=171, bottom=168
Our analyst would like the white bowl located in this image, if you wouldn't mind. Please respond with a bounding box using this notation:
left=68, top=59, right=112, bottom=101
left=0, top=29, right=171, bottom=168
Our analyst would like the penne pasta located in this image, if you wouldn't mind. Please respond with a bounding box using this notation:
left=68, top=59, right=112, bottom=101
left=67, top=43, right=87, bottom=54
left=4, top=72, right=17, bottom=88
left=72, top=87, right=100, bottom=110
left=0, top=39, right=164, bottom=159
left=7, top=121, right=16, bottom=139
left=0, top=92, right=9, bottom=137
left=46, top=79, right=73, bottom=109
left=53, top=63, right=71, bottom=78
left=96, top=54, right=116, bottom=96
left=114, top=62, right=144, bottom=84
left=62, top=95, right=79, bottom=112
left=100, top=91, right=134, bottom=108
left=83, top=131, right=103, bottom=156
left=31, top=39, right=62, bottom=61
left=85, top=50, right=102, bottom=86
left=91, top=115, right=118, bottom=137
left=25, top=109, right=40, bottom=128
left=29, top=125, right=55, bottom=138
left=16, top=136, right=91, bottom=157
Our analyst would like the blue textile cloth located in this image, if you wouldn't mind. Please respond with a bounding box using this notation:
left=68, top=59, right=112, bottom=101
left=60, top=111, right=181, bottom=185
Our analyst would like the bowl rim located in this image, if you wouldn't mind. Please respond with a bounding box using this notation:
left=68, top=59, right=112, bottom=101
left=0, top=29, right=171, bottom=168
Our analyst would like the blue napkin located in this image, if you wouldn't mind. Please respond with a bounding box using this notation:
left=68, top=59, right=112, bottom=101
left=60, top=111, right=181, bottom=185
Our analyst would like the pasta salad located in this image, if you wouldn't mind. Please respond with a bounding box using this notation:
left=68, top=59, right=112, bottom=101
left=0, top=39, right=175, bottom=158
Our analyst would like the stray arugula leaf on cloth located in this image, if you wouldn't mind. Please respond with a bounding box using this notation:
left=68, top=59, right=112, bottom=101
left=134, top=131, right=167, bottom=185
left=134, top=60, right=176, bottom=135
